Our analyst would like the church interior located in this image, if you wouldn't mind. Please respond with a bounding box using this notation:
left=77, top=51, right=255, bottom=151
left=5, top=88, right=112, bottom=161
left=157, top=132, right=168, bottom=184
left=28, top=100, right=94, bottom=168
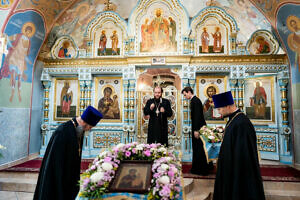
left=0, top=0, right=300, bottom=199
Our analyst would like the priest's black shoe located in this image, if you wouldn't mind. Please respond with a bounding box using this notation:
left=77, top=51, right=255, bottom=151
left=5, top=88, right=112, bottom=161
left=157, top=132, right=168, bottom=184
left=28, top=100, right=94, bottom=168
left=190, top=169, right=209, bottom=176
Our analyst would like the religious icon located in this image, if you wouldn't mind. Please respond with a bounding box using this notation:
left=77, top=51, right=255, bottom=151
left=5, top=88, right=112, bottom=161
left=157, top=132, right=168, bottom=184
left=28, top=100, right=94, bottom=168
left=197, top=75, right=227, bottom=123
left=140, top=9, right=177, bottom=52
left=0, top=22, right=35, bottom=103
left=60, top=81, right=73, bottom=116
left=203, top=85, right=222, bottom=120
left=109, top=161, right=152, bottom=193
left=54, top=78, right=79, bottom=120
left=110, top=30, right=119, bottom=55
left=201, top=27, right=209, bottom=53
left=97, top=86, right=120, bottom=119
left=247, top=30, right=278, bottom=55
left=211, top=27, right=222, bottom=53
left=198, top=23, right=225, bottom=54
left=244, top=76, right=275, bottom=123
left=250, top=81, right=267, bottom=119
left=254, top=36, right=270, bottom=54
left=98, top=30, right=107, bottom=56
left=95, top=77, right=122, bottom=122
left=58, top=41, right=72, bottom=58
left=287, top=15, right=300, bottom=71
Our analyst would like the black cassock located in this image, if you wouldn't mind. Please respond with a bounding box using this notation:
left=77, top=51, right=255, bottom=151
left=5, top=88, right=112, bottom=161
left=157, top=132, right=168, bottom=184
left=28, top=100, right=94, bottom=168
left=144, top=98, right=172, bottom=147
left=34, top=118, right=83, bottom=200
left=190, top=96, right=209, bottom=175
left=213, top=109, right=265, bottom=200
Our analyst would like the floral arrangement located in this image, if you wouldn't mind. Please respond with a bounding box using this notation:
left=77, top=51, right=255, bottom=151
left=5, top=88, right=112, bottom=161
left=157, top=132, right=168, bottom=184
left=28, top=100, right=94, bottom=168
left=79, top=142, right=182, bottom=199
left=0, top=144, right=6, bottom=158
left=199, top=125, right=224, bottom=143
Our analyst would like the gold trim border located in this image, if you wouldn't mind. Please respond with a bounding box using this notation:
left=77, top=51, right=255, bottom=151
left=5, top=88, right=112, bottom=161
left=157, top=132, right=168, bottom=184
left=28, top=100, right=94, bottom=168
left=196, top=75, right=228, bottom=124
left=53, top=77, right=80, bottom=121
left=41, top=55, right=288, bottom=67
left=94, top=76, right=123, bottom=123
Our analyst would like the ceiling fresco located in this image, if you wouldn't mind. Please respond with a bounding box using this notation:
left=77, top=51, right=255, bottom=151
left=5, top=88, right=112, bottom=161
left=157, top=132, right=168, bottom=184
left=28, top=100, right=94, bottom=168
left=1, top=0, right=298, bottom=58
left=33, top=0, right=276, bottom=56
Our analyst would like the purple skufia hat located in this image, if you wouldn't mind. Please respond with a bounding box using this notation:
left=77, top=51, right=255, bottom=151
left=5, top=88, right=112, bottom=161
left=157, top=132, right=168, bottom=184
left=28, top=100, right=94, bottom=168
left=81, top=106, right=103, bottom=126
left=212, top=91, right=234, bottom=108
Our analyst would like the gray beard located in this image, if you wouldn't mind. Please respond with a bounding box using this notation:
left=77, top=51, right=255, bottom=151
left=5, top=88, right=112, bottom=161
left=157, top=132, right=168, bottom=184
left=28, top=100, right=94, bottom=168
left=76, top=126, right=84, bottom=138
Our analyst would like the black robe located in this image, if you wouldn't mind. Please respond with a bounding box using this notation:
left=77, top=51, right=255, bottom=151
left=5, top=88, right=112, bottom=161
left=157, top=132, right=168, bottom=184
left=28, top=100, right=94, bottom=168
left=190, top=95, right=209, bottom=175
left=143, top=98, right=172, bottom=147
left=213, top=109, right=265, bottom=200
left=34, top=119, right=83, bottom=200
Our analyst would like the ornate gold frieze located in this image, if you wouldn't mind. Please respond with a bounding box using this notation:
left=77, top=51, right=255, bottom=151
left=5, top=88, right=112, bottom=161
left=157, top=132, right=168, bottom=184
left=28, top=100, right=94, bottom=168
left=93, top=132, right=121, bottom=148
left=41, top=54, right=287, bottom=67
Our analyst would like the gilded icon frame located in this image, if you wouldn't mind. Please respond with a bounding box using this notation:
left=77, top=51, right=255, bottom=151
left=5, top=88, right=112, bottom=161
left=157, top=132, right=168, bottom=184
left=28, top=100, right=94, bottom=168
left=53, top=78, right=80, bottom=121
left=94, top=76, right=123, bottom=123
left=196, top=75, right=228, bottom=124
left=109, top=160, right=152, bottom=194
left=244, top=75, right=275, bottom=124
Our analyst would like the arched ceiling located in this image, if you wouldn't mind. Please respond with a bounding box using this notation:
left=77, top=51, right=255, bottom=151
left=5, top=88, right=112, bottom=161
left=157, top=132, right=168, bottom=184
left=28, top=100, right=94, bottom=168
left=0, top=0, right=296, bottom=57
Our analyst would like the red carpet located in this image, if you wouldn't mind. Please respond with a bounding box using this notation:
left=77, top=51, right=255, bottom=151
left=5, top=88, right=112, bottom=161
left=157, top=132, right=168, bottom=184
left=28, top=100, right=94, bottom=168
left=182, top=162, right=300, bottom=182
left=0, top=158, right=93, bottom=173
left=1, top=159, right=300, bottom=182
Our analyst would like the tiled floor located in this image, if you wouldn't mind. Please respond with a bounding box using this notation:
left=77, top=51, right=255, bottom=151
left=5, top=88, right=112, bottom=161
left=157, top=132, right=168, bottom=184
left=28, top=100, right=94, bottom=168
left=0, top=191, right=33, bottom=200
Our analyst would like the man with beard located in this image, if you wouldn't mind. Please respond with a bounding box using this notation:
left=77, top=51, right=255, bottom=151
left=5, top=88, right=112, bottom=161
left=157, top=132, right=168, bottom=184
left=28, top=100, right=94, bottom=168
left=143, top=86, right=172, bottom=147
left=212, top=91, right=265, bottom=200
left=34, top=106, right=103, bottom=200
left=182, top=86, right=211, bottom=176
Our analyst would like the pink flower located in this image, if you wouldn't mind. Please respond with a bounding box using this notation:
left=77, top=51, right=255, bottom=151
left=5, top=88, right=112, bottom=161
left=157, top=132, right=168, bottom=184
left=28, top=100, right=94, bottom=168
left=132, top=148, right=136, bottom=154
left=159, top=185, right=171, bottom=197
left=125, top=151, right=131, bottom=157
left=143, top=150, right=151, bottom=157
left=104, top=157, right=112, bottom=162
left=168, top=170, right=175, bottom=177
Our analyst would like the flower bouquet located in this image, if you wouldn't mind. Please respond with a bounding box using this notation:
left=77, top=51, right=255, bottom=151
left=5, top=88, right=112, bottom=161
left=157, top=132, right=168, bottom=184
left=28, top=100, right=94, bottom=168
left=199, top=125, right=224, bottom=143
left=78, top=142, right=182, bottom=200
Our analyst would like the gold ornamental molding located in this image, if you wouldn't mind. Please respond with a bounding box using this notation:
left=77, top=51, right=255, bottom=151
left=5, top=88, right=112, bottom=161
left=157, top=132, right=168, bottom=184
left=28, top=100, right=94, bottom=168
left=41, top=54, right=288, bottom=68
left=190, top=54, right=288, bottom=65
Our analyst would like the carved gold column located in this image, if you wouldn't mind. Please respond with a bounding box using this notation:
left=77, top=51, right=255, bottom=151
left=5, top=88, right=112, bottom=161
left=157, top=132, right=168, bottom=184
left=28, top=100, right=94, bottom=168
left=279, top=77, right=290, bottom=154
left=229, top=79, right=238, bottom=105
left=42, top=81, right=51, bottom=146
left=129, top=79, right=135, bottom=123
left=230, top=33, right=237, bottom=54
left=189, top=38, right=195, bottom=54
left=183, top=36, right=189, bottom=54
left=79, top=81, right=86, bottom=115
left=237, top=79, right=245, bottom=110
left=85, top=80, right=92, bottom=107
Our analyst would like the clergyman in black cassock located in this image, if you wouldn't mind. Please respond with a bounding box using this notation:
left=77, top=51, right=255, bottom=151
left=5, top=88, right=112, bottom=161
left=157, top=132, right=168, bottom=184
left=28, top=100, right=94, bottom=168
left=143, top=86, right=172, bottom=147
left=212, top=91, right=265, bottom=200
left=182, top=86, right=210, bottom=175
left=33, top=106, right=103, bottom=200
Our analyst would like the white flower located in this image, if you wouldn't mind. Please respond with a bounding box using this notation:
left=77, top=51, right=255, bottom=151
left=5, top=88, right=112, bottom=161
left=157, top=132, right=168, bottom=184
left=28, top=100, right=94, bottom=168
left=160, top=164, right=169, bottom=171
left=164, top=157, right=172, bottom=161
left=97, top=166, right=104, bottom=172
left=136, top=144, right=144, bottom=151
left=0, top=145, right=6, bottom=149
left=100, top=151, right=108, bottom=158
left=102, top=162, right=113, bottom=171
left=90, top=171, right=104, bottom=183
left=158, top=147, right=167, bottom=153
left=208, top=135, right=215, bottom=140
left=116, top=143, right=125, bottom=149
left=158, top=176, right=170, bottom=185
